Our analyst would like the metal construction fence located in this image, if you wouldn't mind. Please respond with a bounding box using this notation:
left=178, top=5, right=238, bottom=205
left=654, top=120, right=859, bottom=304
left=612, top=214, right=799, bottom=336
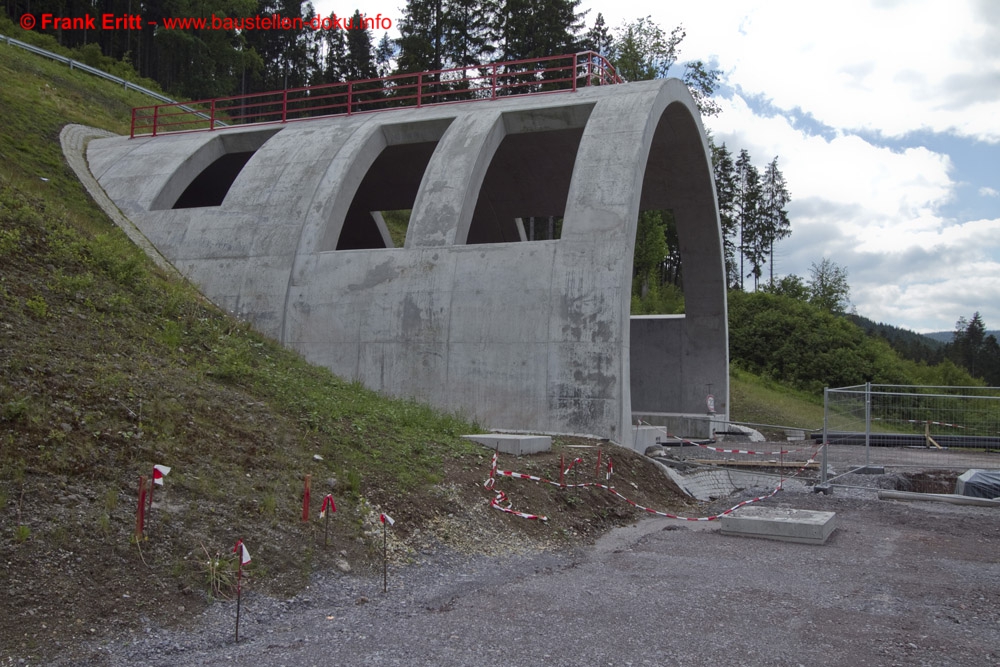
left=821, top=384, right=1000, bottom=484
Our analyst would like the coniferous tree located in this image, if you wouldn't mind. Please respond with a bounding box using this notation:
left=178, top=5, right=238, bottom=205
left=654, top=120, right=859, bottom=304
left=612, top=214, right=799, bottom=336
left=734, top=149, right=762, bottom=290
left=397, top=0, right=446, bottom=73
left=711, top=141, right=739, bottom=289
left=344, top=10, right=377, bottom=81
left=498, top=0, right=585, bottom=61
left=948, top=312, right=997, bottom=380
left=443, top=0, right=498, bottom=68
left=375, top=33, right=396, bottom=78
left=761, top=156, right=792, bottom=286
left=582, top=12, right=613, bottom=57
left=323, top=17, right=349, bottom=83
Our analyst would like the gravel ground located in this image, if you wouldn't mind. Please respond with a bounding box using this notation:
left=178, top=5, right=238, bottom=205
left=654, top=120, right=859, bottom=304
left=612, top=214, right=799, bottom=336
left=52, top=477, right=1000, bottom=667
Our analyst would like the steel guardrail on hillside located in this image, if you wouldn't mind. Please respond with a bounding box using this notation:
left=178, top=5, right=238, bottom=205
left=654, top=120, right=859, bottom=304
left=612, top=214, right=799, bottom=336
left=1, top=32, right=176, bottom=103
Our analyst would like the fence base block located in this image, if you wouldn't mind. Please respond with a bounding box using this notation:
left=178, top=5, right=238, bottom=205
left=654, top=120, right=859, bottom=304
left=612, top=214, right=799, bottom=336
left=721, top=507, right=838, bottom=545
left=856, top=465, right=886, bottom=475
left=813, top=484, right=833, bottom=495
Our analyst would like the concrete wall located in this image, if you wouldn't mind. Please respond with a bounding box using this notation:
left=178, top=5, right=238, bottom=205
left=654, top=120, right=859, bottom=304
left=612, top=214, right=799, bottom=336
left=85, top=78, right=729, bottom=448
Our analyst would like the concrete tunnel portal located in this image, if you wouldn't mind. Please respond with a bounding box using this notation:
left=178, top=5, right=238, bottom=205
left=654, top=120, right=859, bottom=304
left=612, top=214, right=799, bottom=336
left=83, top=77, right=729, bottom=449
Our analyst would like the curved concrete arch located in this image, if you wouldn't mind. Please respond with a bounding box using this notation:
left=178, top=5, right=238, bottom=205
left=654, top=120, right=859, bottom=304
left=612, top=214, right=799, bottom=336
left=408, top=111, right=507, bottom=247
left=84, top=78, right=729, bottom=447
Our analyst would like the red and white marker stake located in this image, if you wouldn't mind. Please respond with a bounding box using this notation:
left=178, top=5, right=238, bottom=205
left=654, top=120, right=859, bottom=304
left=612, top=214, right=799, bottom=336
left=320, top=494, right=336, bottom=546
left=233, top=539, right=251, bottom=642
left=146, top=464, right=170, bottom=536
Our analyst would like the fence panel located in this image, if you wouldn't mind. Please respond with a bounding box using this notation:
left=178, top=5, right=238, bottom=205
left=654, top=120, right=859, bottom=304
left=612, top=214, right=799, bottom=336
left=823, top=384, right=1000, bottom=483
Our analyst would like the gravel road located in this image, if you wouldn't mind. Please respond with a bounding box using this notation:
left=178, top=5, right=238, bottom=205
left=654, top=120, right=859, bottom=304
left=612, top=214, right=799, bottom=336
left=71, top=485, right=999, bottom=667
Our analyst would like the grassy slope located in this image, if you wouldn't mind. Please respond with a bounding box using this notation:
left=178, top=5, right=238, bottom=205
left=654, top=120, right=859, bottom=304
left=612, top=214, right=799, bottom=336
left=0, top=41, right=711, bottom=661
left=0, top=38, right=483, bottom=656
left=729, top=368, right=826, bottom=434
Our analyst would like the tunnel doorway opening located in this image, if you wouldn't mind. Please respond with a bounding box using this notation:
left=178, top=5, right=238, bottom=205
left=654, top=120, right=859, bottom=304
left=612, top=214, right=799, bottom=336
left=151, top=127, right=281, bottom=211
left=335, top=142, right=438, bottom=250
left=467, top=104, right=593, bottom=244
left=328, top=118, right=453, bottom=251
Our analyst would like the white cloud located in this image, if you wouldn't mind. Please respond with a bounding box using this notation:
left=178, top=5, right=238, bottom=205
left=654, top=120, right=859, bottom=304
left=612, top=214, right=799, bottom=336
left=981, top=186, right=1000, bottom=197
left=589, top=0, right=1000, bottom=143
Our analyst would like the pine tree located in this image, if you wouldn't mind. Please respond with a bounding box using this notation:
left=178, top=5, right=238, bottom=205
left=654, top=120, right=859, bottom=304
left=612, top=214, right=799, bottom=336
left=761, top=156, right=792, bottom=286
left=582, top=12, right=612, bottom=57
left=498, top=0, right=586, bottom=61
left=323, top=18, right=349, bottom=83
left=444, top=0, right=498, bottom=68
left=711, top=141, right=739, bottom=289
left=345, top=10, right=377, bottom=81
left=397, top=0, right=447, bottom=73
left=375, top=33, right=396, bottom=79
left=734, top=149, right=762, bottom=291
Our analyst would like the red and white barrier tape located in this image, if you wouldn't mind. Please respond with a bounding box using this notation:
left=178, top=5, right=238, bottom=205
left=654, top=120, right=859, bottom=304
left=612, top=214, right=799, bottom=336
left=483, top=445, right=823, bottom=522
left=489, top=489, right=547, bottom=521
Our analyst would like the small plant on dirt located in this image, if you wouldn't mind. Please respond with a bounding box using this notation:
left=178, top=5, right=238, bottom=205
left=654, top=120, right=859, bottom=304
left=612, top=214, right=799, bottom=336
left=103, top=487, right=119, bottom=512
left=25, top=295, right=49, bottom=318
left=201, top=544, right=240, bottom=600
left=97, top=513, right=111, bottom=536
left=260, top=492, right=277, bottom=517
left=15, top=524, right=31, bottom=543
left=342, top=469, right=362, bottom=498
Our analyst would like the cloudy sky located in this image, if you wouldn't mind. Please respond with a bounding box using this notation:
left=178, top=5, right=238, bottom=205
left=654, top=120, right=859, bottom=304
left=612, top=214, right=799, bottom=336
left=314, top=0, right=999, bottom=333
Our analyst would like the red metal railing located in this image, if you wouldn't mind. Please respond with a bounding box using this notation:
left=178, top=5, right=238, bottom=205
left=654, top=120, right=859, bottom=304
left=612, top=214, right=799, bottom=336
left=130, top=51, right=623, bottom=138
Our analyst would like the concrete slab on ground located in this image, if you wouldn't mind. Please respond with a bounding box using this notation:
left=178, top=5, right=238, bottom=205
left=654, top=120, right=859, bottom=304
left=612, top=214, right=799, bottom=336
left=462, top=434, right=552, bottom=456
left=720, top=506, right=838, bottom=545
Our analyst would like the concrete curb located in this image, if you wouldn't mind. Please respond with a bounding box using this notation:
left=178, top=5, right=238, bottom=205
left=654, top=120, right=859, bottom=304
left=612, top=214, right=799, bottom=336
left=59, top=123, right=181, bottom=278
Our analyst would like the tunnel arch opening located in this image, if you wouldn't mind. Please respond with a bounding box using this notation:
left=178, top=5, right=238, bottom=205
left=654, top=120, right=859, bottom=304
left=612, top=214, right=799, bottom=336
left=150, top=127, right=282, bottom=211
left=466, top=104, right=594, bottom=244
left=627, top=99, right=729, bottom=438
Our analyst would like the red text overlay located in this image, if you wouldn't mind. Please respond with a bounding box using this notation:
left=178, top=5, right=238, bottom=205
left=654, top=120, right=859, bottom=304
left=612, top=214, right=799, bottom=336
left=19, top=13, right=392, bottom=32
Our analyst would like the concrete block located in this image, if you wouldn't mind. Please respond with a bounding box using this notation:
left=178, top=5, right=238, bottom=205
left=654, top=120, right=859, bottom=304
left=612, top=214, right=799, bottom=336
left=633, top=425, right=676, bottom=450
left=720, top=507, right=838, bottom=545
left=462, top=434, right=552, bottom=456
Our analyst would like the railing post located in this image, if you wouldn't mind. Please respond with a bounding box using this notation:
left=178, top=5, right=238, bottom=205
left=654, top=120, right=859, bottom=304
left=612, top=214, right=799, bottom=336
left=587, top=53, right=593, bottom=86
left=282, top=89, right=288, bottom=122
left=210, top=99, right=216, bottom=131
left=347, top=82, right=352, bottom=115
left=491, top=64, right=497, bottom=99
left=130, top=108, right=136, bottom=139
left=572, top=53, right=578, bottom=92
left=151, top=105, right=159, bottom=137
left=417, top=72, right=422, bottom=107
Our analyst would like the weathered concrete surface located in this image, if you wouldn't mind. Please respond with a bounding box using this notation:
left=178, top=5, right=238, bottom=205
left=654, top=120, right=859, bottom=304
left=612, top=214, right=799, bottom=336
left=81, top=78, right=728, bottom=447
left=461, top=434, right=552, bottom=456
left=721, top=506, right=838, bottom=544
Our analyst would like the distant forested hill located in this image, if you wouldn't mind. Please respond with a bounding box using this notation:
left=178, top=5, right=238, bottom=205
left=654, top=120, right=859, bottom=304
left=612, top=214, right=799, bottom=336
left=846, top=314, right=945, bottom=364
left=923, top=329, right=1000, bottom=344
